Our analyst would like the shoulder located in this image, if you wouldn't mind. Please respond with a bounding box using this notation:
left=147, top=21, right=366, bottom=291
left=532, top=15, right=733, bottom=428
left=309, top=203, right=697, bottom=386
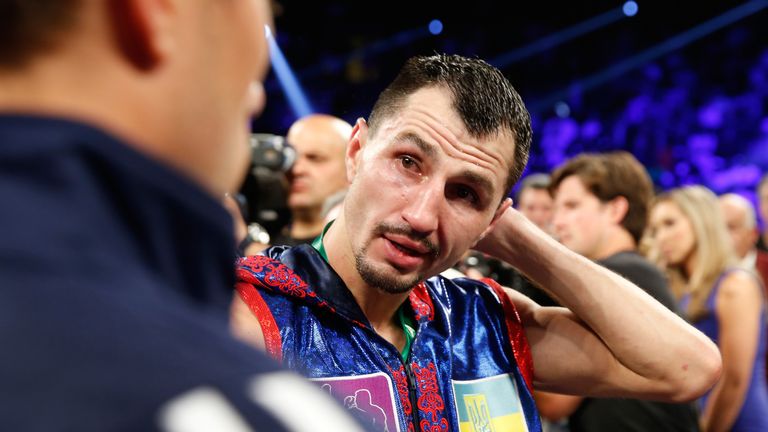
left=600, top=252, right=673, bottom=303
left=430, top=275, right=505, bottom=304
left=717, top=269, right=761, bottom=299
left=600, top=252, right=663, bottom=279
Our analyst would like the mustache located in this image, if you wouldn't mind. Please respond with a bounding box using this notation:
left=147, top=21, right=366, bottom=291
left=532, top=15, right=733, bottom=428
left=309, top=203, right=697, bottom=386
left=374, top=222, right=440, bottom=258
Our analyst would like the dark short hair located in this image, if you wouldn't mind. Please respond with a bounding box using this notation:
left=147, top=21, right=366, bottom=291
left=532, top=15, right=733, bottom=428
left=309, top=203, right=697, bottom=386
left=516, top=173, right=551, bottom=201
left=0, top=0, right=81, bottom=68
left=549, top=151, right=654, bottom=244
left=367, top=54, right=532, bottom=195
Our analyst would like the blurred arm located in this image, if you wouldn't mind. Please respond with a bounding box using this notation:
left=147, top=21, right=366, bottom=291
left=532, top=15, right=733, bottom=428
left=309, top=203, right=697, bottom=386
left=699, top=272, right=762, bottom=432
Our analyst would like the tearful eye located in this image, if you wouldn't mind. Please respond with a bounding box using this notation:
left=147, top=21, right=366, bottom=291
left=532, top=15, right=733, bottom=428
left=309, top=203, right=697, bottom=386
left=400, top=155, right=417, bottom=170
left=447, top=184, right=479, bottom=205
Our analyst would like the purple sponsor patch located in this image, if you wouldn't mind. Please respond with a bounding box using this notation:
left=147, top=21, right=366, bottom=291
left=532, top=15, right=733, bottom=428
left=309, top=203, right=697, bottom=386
left=312, top=372, right=401, bottom=432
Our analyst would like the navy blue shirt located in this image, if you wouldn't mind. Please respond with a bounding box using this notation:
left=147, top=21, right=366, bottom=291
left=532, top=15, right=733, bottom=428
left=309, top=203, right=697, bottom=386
left=0, top=116, right=366, bottom=431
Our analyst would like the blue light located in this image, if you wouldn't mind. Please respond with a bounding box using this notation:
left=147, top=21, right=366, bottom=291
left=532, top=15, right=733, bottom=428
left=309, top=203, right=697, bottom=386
left=623, top=1, right=639, bottom=17
left=554, top=101, right=571, bottom=118
left=266, top=26, right=314, bottom=118
left=428, top=19, right=443, bottom=35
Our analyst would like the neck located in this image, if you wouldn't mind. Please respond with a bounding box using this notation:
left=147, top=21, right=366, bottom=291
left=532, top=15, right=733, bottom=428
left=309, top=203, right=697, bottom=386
left=323, top=212, right=410, bottom=344
left=683, top=252, right=698, bottom=280
left=0, top=53, right=202, bottom=194
left=290, top=206, right=326, bottom=239
left=589, top=227, right=636, bottom=261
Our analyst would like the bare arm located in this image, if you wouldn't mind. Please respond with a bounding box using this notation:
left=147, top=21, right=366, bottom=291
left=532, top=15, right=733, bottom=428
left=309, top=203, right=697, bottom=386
left=478, top=208, right=721, bottom=401
left=699, top=271, right=762, bottom=432
left=533, top=391, right=582, bottom=422
left=229, top=293, right=266, bottom=350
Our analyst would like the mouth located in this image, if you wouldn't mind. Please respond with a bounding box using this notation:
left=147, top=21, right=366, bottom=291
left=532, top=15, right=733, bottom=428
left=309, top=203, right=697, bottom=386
left=290, top=181, right=308, bottom=193
left=380, top=235, right=435, bottom=272
left=383, top=234, right=432, bottom=255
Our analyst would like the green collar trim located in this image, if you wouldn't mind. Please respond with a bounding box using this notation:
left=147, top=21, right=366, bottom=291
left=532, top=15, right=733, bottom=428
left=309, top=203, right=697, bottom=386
left=398, top=305, right=417, bottom=362
left=310, top=220, right=334, bottom=262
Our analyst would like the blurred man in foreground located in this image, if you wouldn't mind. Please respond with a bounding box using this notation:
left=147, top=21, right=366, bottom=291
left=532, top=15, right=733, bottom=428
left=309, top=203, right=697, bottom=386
left=0, top=1, right=365, bottom=430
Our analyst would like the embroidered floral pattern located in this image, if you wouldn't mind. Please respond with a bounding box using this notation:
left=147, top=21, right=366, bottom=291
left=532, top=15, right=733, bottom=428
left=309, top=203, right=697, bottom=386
left=409, top=283, right=434, bottom=321
left=388, top=365, right=415, bottom=432
left=411, top=362, right=448, bottom=431
left=237, top=255, right=373, bottom=329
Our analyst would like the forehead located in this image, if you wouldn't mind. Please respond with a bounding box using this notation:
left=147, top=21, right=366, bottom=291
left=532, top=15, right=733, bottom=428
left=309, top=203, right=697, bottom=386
left=651, top=200, right=684, bottom=219
left=554, top=176, right=592, bottom=200
left=519, top=188, right=552, bottom=205
left=719, top=201, right=743, bottom=223
left=288, top=128, right=345, bottom=157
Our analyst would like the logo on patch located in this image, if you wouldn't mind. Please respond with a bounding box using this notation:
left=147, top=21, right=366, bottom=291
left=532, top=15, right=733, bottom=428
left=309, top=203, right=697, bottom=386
left=453, top=374, right=529, bottom=432
left=312, top=372, right=401, bottom=432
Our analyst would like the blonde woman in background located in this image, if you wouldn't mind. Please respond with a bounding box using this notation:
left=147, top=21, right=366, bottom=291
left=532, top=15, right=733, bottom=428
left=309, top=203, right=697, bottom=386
left=647, top=185, right=768, bottom=432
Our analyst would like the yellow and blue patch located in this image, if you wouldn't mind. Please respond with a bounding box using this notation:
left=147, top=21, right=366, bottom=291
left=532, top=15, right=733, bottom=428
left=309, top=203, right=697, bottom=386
left=452, top=374, right=529, bottom=432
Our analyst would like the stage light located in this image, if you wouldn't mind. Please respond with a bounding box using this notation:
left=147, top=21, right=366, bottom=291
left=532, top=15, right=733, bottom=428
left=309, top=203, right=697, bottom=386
left=429, top=19, right=444, bottom=35
left=265, top=25, right=314, bottom=119
left=623, top=1, right=639, bottom=17
left=555, top=102, right=571, bottom=118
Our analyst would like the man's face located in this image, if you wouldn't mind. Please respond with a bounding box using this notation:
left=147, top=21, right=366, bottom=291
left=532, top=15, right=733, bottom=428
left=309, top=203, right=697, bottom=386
left=174, top=0, right=271, bottom=195
left=342, top=86, right=514, bottom=294
left=719, top=199, right=757, bottom=259
left=286, top=123, right=348, bottom=211
left=552, top=176, right=611, bottom=259
left=518, top=188, right=553, bottom=232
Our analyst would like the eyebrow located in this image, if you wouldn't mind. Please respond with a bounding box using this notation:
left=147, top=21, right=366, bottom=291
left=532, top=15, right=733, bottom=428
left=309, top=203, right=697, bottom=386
left=461, top=170, right=496, bottom=199
left=396, top=132, right=437, bottom=157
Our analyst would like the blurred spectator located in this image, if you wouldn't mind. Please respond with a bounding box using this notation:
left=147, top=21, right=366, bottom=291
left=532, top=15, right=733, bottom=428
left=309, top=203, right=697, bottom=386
left=540, top=152, right=698, bottom=432
left=517, top=173, right=554, bottom=233
left=648, top=186, right=768, bottom=431
left=719, top=193, right=768, bottom=284
left=758, top=174, right=768, bottom=252
left=270, top=114, right=351, bottom=246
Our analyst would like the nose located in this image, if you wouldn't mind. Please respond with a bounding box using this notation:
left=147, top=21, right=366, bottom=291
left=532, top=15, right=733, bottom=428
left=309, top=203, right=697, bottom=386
left=289, top=155, right=308, bottom=178
left=401, top=182, right=441, bottom=235
left=551, top=208, right=566, bottom=231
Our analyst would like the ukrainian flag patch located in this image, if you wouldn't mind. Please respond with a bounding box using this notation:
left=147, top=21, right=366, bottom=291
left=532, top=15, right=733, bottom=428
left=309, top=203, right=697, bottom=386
left=452, top=374, right=529, bottom=432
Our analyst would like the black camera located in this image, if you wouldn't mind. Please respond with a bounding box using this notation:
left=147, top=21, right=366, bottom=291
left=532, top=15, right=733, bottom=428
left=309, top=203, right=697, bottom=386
left=250, top=133, right=296, bottom=173
left=239, top=133, right=295, bottom=242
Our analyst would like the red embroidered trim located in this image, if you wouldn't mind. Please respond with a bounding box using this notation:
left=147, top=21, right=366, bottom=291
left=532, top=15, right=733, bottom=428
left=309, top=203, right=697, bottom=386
left=388, top=365, right=415, bottom=431
left=236, top=282, right=283, bottom=362
left=482, top=277, right=535, bottom=392
left=411, top=362, right=448, bottom=431
left=237, top=255, right=369, bottom=329
left=409, top=282, right=434, bottom=321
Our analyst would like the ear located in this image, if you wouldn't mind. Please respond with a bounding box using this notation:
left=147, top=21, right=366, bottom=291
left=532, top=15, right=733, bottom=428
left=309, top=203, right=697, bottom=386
left=477, top=198, right=513, bottom=241
left=607, top=195, right=629, bottom=224
left=346, top=118, right=368, bottom=183
left=107, top=0, right=175, bottom=71
left=749, top=226, right=760, bottom=244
